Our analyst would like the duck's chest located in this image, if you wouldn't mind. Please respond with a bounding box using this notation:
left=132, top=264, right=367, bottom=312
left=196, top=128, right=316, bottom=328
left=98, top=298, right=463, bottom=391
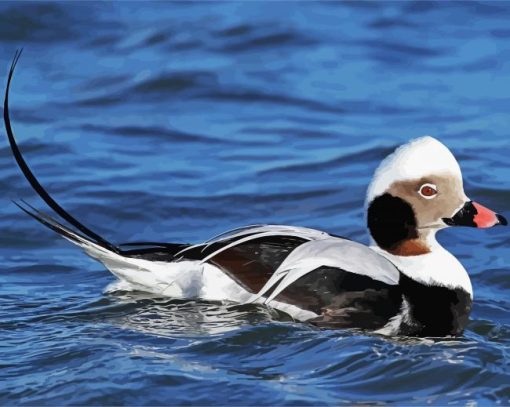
left=398, top=272, right=473, bottom=336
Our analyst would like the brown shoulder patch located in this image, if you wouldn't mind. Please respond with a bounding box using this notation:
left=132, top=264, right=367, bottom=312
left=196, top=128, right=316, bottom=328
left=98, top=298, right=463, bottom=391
left=387, top=239, right=430, bottom=256
left=208, top=236, right=307, bottom=293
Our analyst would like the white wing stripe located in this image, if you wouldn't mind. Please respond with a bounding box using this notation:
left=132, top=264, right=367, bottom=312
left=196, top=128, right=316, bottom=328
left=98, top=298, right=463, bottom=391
left=174, top=224, right=330, bottom=258
left=264, top=258, right=343, bottom=304
left=246, top=269, right=289, bottom=303
left=205, top=225, right=329, bottom=244
left=204, top=224, right=267, bottom=243
left=199, top=231, right=322, bottom=265
left=264, top=267, right=313, bottom=304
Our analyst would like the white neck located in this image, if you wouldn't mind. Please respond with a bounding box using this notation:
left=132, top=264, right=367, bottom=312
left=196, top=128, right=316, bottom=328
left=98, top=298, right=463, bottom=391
left=370, top=232, right=473, bottom=297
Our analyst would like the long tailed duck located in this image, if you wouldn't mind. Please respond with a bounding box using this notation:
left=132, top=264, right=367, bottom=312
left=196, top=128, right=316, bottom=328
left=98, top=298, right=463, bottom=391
left=4, top=51, right=507, bottom=336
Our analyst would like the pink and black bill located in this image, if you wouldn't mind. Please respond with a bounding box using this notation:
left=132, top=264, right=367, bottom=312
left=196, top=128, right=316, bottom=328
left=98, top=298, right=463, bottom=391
left=443, top=201, right=507, bottom=228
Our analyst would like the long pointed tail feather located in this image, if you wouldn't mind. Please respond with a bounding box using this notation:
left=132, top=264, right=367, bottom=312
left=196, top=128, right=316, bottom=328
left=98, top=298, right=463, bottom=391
left=4, top=50, right=118, bottom=253
left=12, top=200, right=169, bottom=293
left=13, top=199, right=112, bottom=256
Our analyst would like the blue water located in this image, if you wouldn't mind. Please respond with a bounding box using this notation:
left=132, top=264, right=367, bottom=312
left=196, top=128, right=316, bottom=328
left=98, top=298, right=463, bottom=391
left=1, top=2, right=509, bottom=405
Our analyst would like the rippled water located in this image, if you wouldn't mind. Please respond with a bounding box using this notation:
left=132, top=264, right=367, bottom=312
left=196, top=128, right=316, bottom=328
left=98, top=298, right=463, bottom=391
left=1, top=2, right=509, bottom=405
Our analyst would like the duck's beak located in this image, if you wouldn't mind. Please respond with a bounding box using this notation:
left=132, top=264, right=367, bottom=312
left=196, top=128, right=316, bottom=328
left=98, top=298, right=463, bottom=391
left=443, top=201, right=507, bottom=228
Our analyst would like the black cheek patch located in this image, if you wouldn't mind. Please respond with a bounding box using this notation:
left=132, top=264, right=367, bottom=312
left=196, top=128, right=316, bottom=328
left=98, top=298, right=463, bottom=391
left=367, top=193, right=418, bottom=250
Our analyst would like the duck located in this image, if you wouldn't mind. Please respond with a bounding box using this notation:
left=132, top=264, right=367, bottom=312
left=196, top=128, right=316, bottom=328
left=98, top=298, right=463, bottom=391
left=4, top=51, right=507, bottom=337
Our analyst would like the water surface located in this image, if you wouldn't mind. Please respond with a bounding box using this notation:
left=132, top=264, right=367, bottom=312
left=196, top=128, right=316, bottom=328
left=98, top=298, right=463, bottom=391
left=0, top=2, right=509, bottom=405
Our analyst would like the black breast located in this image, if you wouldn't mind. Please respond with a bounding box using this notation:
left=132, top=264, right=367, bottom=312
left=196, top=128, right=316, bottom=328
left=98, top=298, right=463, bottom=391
left=398, top=272, right=472, bottom=337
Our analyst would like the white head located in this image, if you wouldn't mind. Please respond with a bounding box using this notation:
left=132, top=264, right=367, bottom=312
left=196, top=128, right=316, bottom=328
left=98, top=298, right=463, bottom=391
left=367, top=136, right=463, bottom=204
left=366, top=136, right=506, bottom=257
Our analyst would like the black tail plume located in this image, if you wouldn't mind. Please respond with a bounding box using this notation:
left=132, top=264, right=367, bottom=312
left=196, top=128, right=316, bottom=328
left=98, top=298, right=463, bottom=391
left=4, top=50, right=118, bottom=253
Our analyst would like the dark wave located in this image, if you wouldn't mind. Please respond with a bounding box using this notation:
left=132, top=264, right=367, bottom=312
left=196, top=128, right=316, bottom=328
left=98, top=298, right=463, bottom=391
left=77, top=123, right=225, bottom=144
left=198, top=89, right=346, bottom=114
left=73, top=71, right=217, bottom=106
left=258, top=144, right=394, bottom=175
left=1, top=1, right=509, bottom=405
left=0, top=3, right=74, bottom=43
left=219, top=31, right=315, bottom=52
left=133, top=71, right=217, bottom=94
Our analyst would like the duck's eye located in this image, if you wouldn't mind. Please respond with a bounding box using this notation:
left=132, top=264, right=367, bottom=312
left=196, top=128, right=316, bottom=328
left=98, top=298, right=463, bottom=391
left=418, top=183, right=437, bottom=199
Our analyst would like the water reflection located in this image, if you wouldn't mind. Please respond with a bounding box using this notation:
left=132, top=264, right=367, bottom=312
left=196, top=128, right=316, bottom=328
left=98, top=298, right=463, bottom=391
left=107, top=287, right=293, bottom=337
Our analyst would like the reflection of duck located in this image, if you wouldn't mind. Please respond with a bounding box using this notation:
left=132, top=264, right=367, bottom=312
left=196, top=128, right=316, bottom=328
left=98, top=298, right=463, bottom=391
left=106, top=284, right=287, bottom=337
left=5, top=51, right=506, bottom=337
